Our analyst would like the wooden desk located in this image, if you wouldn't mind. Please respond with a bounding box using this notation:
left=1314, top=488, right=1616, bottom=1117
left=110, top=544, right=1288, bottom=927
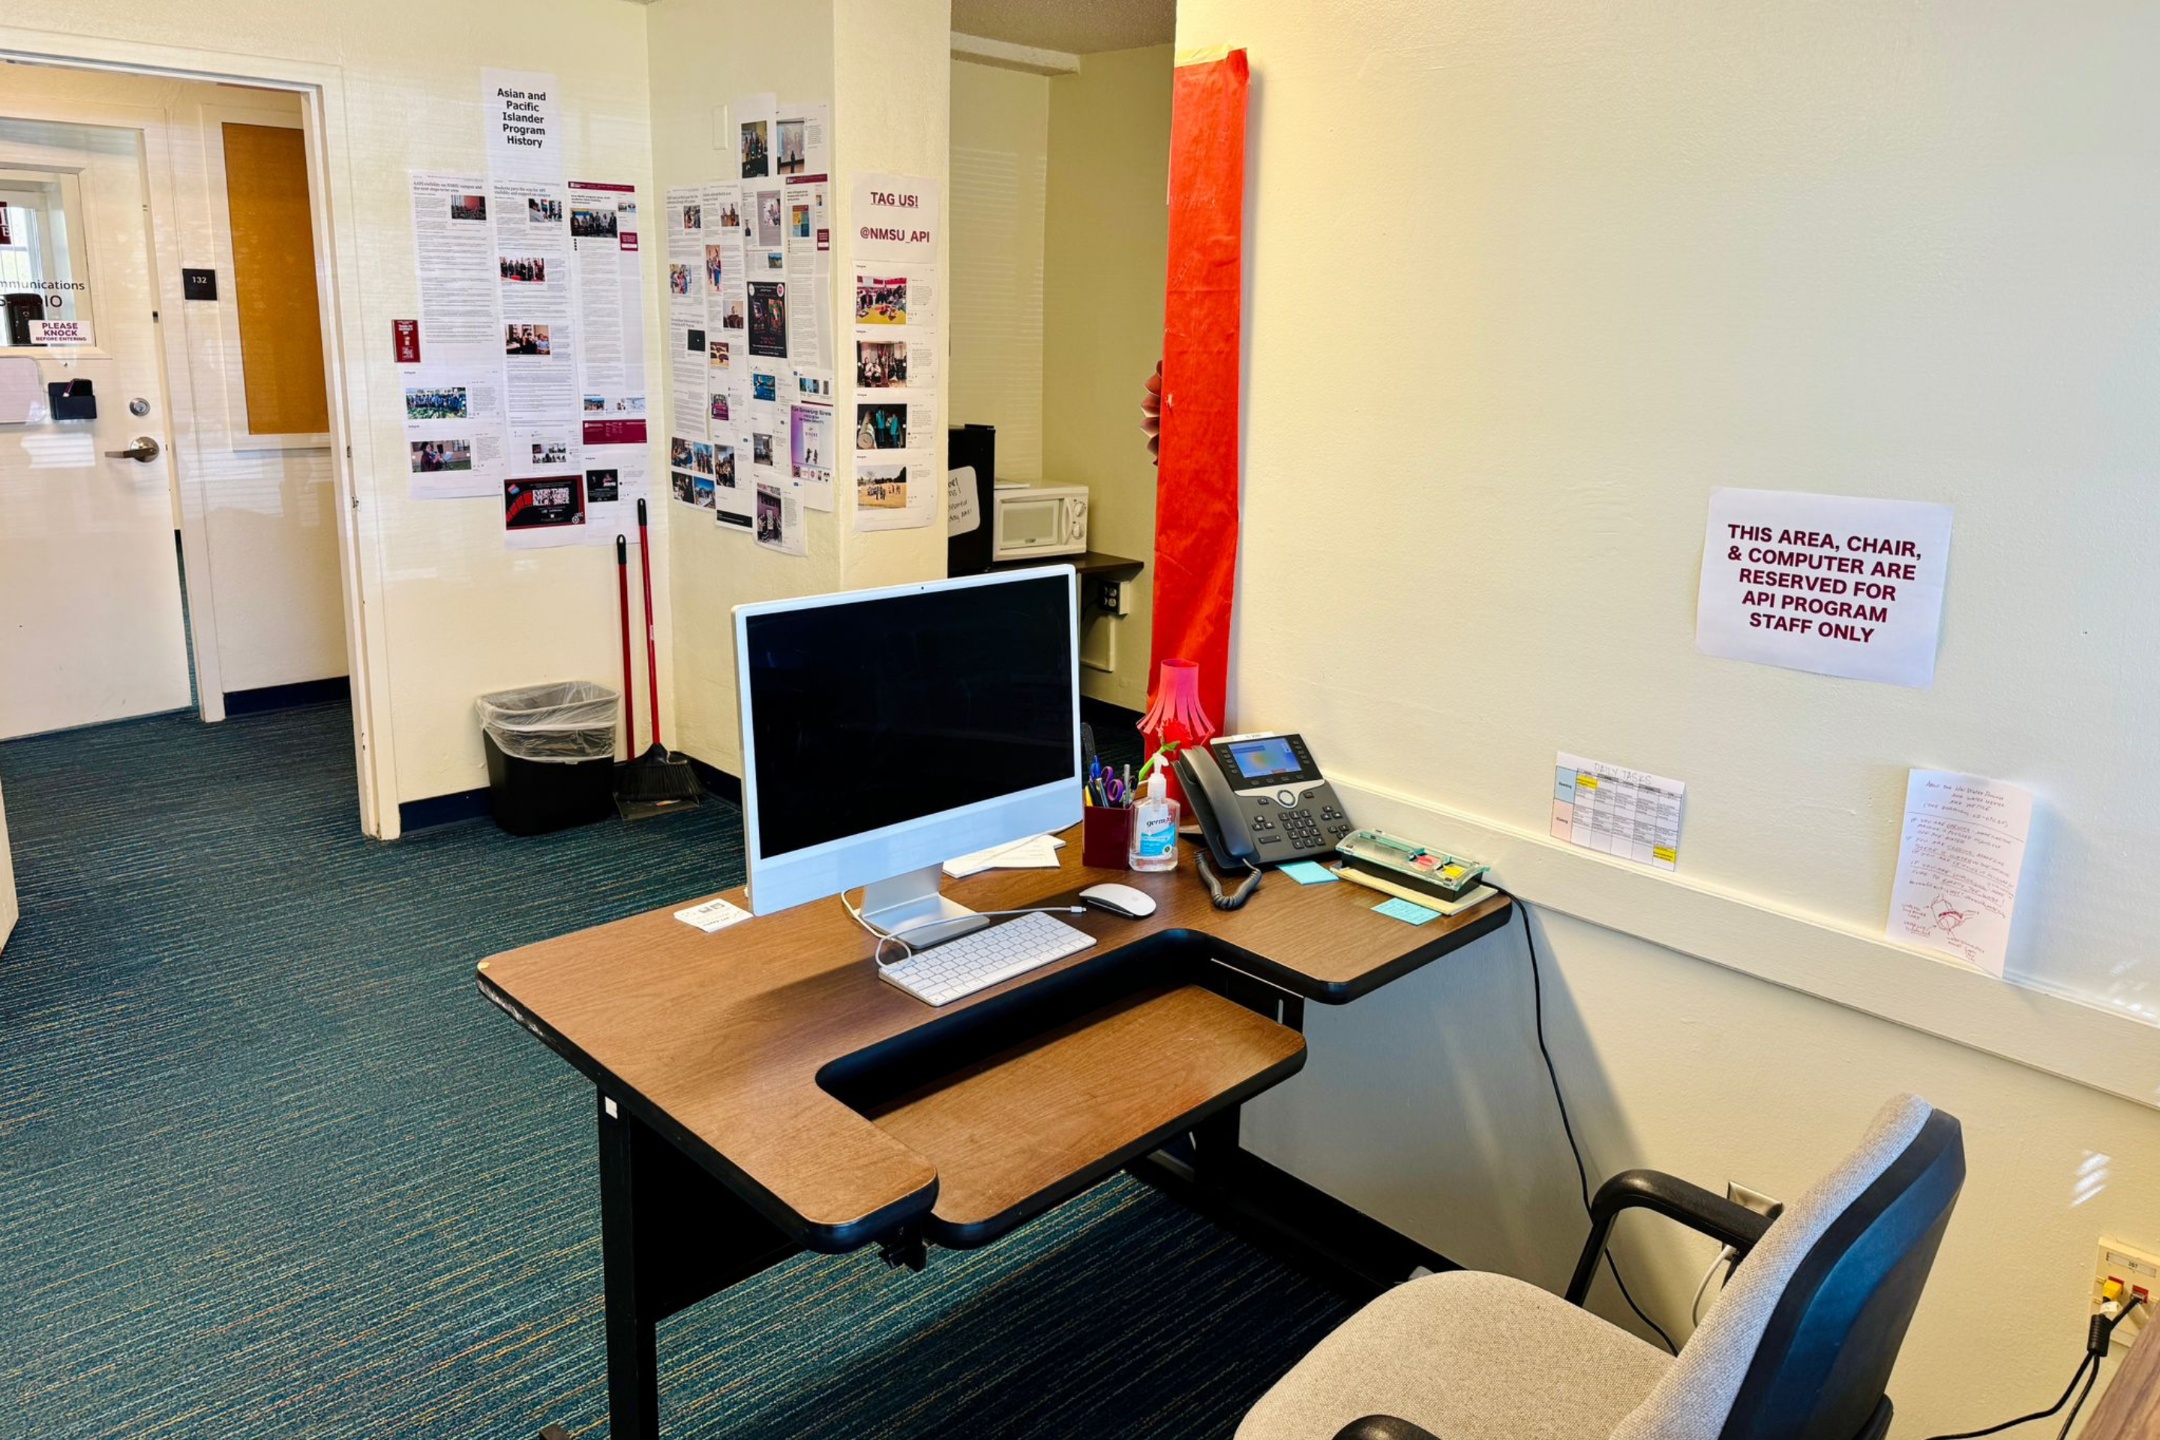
left=987, top=548, right=1147, bottom=585
left=2087, top=1320, right=2160, bottom=1440
left=479, top=832, right=1509, bottom=1438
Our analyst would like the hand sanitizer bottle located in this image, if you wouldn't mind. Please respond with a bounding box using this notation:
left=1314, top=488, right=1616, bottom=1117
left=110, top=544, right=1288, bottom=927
left=1128, top=765, right=1180, bottom=872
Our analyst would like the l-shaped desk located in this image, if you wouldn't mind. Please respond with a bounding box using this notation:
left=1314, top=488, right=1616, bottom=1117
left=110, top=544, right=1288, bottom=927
left=478, top=830, right=1512, bottom=1439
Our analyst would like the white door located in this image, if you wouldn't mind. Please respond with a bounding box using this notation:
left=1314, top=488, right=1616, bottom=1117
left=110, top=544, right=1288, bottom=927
left=0, top=117, right=188, bottom=739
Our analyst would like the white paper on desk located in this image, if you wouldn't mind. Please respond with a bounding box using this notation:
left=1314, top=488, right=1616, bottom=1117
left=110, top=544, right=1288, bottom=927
left=675, top=896, right=753, bottom=933
left=1885, top=770, right=2033, bottom=978
left=943, top=834, right=1065, bottom=879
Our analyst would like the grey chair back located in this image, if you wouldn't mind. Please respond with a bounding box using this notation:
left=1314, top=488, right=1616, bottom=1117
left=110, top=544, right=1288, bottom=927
left=1612, top=1095, right=1963, bottom=1440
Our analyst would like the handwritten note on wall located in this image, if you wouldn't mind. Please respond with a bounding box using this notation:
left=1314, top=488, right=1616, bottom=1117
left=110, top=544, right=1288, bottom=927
left=1886, top=770, right=2033, bottom=978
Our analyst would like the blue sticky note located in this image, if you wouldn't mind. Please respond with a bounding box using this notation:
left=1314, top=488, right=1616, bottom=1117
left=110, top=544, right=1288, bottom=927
left=1282, top=860, right=1339, bottom=885
left=1373, top=896, right=1441, bottom=926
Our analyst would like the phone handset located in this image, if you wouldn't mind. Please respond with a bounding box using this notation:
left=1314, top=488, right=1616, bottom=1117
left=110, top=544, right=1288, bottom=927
left=1173, top=749, right=1257, bottom=869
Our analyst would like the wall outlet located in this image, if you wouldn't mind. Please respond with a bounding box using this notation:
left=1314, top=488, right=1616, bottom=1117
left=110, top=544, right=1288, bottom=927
left=1079, top=610, right=1115, bottom=674
left=1094, top=578, right=1128, bottom=617
left=2095, top=1237, right=2160, bottom=1348
left=1728, top=1181, right=1785, bottom=1219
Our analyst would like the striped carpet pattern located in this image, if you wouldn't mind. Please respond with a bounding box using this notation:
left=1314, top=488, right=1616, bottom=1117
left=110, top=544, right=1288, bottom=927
left=0, top=703, right=1351, bottom=1438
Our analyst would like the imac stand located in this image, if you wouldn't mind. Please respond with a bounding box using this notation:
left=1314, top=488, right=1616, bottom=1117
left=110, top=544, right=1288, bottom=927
left=860, top=863, right=989, bottom=950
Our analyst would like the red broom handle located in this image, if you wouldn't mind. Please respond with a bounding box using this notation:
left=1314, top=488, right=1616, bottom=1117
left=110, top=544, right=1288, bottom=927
left=616, top=535, right=634, bottom=761
left=637, top=498, right=661, bottom=748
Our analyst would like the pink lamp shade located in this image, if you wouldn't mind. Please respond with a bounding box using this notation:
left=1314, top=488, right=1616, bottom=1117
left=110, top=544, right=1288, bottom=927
left=1140, top=658, right=1215, bottom=804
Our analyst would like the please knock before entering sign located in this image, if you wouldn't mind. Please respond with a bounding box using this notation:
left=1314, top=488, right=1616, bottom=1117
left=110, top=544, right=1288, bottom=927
left=1695, top=488, right=1954, bottom=688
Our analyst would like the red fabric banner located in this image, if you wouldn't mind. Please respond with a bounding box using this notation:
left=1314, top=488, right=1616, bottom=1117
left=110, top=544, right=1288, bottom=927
left=1149, top=49, right=1249, bottom=731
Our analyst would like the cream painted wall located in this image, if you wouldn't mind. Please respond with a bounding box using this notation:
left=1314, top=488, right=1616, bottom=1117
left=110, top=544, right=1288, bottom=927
left=1043, top=45, right=1170, bottom=710
left=0, top=66, right=346, bottom=702
left=1173, top=0, right=2160, bottom=1430
left=949, top=59, right=1046, bottom=483
left=4, top=3, right=659, bottom=816
left=651, top=0, right=950, bottom=775
left=831, top=0, right=950, bottom=596
left=648, top=0, right=838, bottom=777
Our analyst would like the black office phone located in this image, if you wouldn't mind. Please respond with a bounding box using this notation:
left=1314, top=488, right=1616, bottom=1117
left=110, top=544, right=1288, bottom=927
left=1173, top=731, right=1354, bottom=869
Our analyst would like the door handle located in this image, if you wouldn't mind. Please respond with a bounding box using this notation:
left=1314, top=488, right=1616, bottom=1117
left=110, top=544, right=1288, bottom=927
left=104, top=436, right=161, bottom=463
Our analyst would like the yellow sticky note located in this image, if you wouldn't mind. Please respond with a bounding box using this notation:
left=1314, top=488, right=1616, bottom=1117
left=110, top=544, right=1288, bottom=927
left=1576, top=775, right=1598, bottom=789
left=1653, top=846, right=1677, bottom=863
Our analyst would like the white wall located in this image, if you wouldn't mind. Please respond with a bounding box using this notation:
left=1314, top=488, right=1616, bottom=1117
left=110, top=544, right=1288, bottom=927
left=1043, top=45, right=1170, bottom=710
left=0, top=65, right=347, bottom=702
left=1173, top=0, right=2160, bottom=1430
left=651, top=0, right=950, bottom=774
left=3, top=2, right=659, bottom=819
left=949, top=59, right=1046, bottom=483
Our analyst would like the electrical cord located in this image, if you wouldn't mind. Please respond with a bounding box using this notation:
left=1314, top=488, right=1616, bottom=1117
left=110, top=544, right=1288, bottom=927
left=1691, top=1245, right=1737, bottom=1328
left=1923, top=1295, right=2144, bottom=1440
left=2052, top=1364, right=2099, bottom=1440
left=1196, top=851, right=1264, bottom=910
left=1503, top=893, right=1679, bottom=1355
left=1924, top=1357, right=2095, bottom=1440
left=840, top=889, right=1085, bottom=967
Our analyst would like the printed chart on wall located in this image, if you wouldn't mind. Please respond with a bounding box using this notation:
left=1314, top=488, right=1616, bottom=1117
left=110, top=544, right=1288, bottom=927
left=1696, top=488, right=1954, bottom=687
left=850, top=172, right=941, bottom=534
left=1551, top=753, right=1684, bottom=871
left=1886, top=771, right=2033, bottom=978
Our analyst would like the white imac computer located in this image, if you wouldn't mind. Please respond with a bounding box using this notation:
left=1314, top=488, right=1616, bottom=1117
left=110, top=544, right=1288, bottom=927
left=733, top=566, right=1082, bottom=951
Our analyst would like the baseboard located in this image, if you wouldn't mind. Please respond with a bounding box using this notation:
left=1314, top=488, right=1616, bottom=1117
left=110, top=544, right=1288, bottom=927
left=223, top=676, right=351, bottom=716
left=1126, top=1145, right=1458, bottom=1301
left=684, top=754, right=742, bottom=805
left=398, top=787, right=491, bottom=833
left=398, top=756, right=738, bottom=837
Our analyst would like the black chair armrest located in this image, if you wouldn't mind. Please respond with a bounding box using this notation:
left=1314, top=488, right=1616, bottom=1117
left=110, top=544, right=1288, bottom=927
left=1563, top=1168, right=1775, bottom=1306
left=1334, top=1417, right=1443, bottom=1440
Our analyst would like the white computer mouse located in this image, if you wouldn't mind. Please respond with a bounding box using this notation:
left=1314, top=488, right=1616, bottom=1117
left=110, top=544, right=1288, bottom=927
left=1078, top=882, right=1157, bottom=919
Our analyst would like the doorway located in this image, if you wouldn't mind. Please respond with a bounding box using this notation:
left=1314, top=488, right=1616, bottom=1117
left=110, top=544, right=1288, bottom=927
left=0, top=58, right=374, bottom=832
left=0, top=64, right=347, bottom=742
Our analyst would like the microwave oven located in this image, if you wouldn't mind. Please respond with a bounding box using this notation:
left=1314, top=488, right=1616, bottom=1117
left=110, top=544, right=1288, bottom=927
left=991, top=484, right=1089, bottom=561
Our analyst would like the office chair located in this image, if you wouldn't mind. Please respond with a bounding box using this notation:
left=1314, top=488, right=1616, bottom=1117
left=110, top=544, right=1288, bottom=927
left=1239, top=1094, right=1963, bottom=1440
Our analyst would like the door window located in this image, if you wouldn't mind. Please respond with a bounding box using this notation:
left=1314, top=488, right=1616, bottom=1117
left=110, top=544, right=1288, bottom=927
left=0, top=168, right=94, bottom=346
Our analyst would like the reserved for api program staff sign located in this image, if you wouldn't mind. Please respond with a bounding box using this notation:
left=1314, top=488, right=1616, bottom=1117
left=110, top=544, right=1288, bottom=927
left=1695, top=488, right=1953, bottom=688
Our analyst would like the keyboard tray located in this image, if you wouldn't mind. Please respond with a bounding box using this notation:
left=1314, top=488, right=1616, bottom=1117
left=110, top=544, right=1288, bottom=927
left=828, top=981, right=1305, bottom=1248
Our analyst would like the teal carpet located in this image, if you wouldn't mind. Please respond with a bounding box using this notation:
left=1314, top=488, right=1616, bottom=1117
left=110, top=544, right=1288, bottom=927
left=0, top=703, right=1350, bottom=1438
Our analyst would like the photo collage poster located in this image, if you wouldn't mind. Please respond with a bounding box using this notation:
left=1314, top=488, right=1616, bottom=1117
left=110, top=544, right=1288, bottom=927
left=849, top=172, right=941, bottom=533
left=666, top=95, right=833, bottom=556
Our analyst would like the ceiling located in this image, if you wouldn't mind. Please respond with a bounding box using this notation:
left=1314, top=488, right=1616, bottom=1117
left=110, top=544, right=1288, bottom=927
left=949, top=0, right=1174, bottom=55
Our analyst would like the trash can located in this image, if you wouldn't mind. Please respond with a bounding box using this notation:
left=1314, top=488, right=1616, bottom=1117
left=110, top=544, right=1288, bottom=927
left=475, top=681, right=620, bottom=836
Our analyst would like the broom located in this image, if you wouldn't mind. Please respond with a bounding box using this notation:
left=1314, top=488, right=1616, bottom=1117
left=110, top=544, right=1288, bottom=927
left=616, top=499, right=703, bottom=818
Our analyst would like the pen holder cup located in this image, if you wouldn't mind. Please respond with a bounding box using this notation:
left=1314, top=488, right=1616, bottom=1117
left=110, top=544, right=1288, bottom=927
left=1082, top=805, right=1134, bottom=870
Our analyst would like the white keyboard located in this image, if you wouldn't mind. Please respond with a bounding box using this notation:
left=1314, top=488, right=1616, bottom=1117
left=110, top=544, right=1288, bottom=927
left=878, top=911, right=1096, bottom=1006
